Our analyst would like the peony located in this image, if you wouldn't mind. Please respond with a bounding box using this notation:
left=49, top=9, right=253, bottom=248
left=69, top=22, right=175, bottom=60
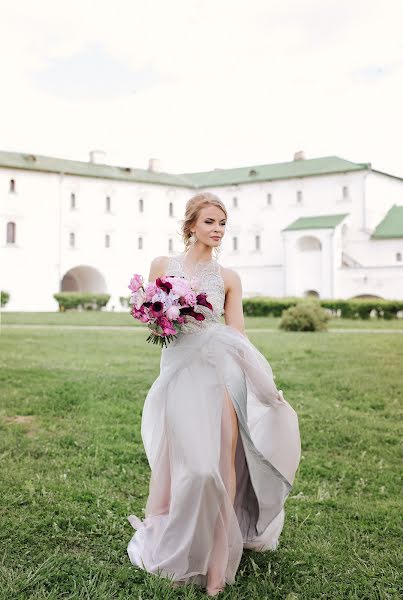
left=166, top=304, right=180, bottom=320
left=132, top=288, right=147, bottom=310
left=183, top=291, right=197, bottom=307
left=167, top=276, right=192, bottom=298
left=128, top=273, right=143, bottom=293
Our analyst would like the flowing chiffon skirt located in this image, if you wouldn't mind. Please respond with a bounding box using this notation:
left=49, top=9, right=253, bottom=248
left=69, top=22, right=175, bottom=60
left=127, top=322, right=301, bottom=590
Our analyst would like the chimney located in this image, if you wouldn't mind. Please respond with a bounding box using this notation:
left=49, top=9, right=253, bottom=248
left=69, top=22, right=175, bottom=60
left=148, top=158, right=161, bottom=172
left=293, top=150, right=306, bottom=161
left=89, top=150, right=107, bottom=164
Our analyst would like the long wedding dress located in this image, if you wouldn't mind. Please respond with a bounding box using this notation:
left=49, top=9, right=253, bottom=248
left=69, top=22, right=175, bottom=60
left=127, top=252, right=301, bottom=594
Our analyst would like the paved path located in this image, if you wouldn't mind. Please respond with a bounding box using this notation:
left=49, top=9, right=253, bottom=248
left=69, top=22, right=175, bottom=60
left=2, top=324, right=403, bottom=334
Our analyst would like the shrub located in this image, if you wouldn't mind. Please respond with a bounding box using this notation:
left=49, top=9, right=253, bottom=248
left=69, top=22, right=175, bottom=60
left=243, top=296, right=403, bottom=320
left=279, top=300, right=330, bottom=332
left=1, top=290, right=10, bottom=307
left=53, top=292, right=110, bottom=311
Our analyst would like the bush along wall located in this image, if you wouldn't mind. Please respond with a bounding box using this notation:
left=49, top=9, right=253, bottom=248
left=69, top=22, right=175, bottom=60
left=243, top=296, right=403, bottom=319
left=53, top=292, right=110, bottom=311
left=1, top=290, right=10, bottom=307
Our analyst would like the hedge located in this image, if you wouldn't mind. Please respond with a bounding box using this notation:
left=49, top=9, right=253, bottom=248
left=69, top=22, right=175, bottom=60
left=53, top=292, right=110, bottom=311
left=243, top=296, right=403, bottom=319
left=1, top=290, right=10, bottom=307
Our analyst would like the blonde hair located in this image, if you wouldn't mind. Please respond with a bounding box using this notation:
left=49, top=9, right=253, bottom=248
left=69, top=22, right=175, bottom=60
left=179, top=192, right=228, bottom=256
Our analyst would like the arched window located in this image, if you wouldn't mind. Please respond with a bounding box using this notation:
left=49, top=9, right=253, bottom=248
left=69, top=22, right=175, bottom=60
left=233, top=196, right=238, bottom=208
left=298, top=236, right=322, bottom=251
left=397, top=252, right=402, bottom=262
left=106, top=196, right=111, bottom=212
left=139, top=198, right=144, bottom=212
left=138, top=236, right=143, bottom=250
left=6, top=221, right=16, bottom=243
left=105, top=234, right=110, bottom=248
left=168, top=238, right=173, bottom=252
left=169, top=202, right=173, bottom=216
left=255, top=234, right=261, bottom=251
left=70, top=193, right=76, bottom=209
left=342, top=185, right=349, bottom=199
left=267, top=193, right=272, bottom=205
left=69, top=232, right=75, bottom=247
left=296, top=190, right=303, bottom=204
left=232, top=236, right=238, bottom=251
left=9, top=179, right=15, bottom=193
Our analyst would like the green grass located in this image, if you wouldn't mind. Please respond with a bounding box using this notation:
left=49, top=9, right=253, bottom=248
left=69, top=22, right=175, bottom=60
left=0, top=316, right=402, bottom=599
left=2, top=311, right=403, bottom=329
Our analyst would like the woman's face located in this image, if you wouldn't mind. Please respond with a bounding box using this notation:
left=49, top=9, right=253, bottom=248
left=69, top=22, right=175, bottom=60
left=191, top=205, right=227, bottom=248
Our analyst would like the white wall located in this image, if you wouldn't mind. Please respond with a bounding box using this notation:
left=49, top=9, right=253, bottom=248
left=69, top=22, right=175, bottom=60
left=1, top=164, right=403, bottom=311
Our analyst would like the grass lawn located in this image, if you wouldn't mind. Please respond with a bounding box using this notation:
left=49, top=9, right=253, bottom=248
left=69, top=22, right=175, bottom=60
left=2, top=310, right=403, bottom=330
left=0, top=315, right=402, bottom=599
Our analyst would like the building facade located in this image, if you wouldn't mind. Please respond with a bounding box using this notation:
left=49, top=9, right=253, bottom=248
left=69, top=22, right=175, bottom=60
left=1, top=149, right=402, bottom=311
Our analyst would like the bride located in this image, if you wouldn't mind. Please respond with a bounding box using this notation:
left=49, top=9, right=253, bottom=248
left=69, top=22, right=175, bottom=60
left=127, top=192, right=301, bottom=596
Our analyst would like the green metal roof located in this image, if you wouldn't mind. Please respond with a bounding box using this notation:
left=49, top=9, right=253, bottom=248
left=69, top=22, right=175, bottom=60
left=181, top=156, right=370, bottom=187
left=0, top=150, right=372, bottom=188
left=0, top=150, right=193, bottom=187
left=371, top=205, right=403, bottom=239
left=282, top=213, right=349, bottom=232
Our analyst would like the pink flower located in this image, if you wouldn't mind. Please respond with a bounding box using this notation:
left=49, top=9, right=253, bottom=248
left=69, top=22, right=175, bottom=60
left=145, top=282, right=158, bottom=301
left=166, top=305, right=180, bottom=320
left=183, top=291, right=197, bottom=307
left=128, top=273, right=143, bottom=292
left=157, top=315, right=177, bottom=336
left=168, top=276, right=192, bottom=298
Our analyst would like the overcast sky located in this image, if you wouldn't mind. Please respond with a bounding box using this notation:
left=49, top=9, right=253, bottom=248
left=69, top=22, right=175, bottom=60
left=0, top=0, right=402, bottom=176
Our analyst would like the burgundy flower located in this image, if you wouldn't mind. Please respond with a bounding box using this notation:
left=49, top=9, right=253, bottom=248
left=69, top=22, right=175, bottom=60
left=196, top=293, right=213, bottom=311
left=149, top=301, right=164, bottom=317
left=156, top=277, right=172, bottom=294
left=180, top=306, right=205, bottom=321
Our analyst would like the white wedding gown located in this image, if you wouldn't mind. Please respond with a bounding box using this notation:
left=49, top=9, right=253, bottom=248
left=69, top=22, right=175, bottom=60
left=127, top=252, right=301, bottom=592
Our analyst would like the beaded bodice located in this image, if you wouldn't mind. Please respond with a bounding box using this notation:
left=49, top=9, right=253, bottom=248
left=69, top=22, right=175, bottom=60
left=165, top=253, right=226, bottom=335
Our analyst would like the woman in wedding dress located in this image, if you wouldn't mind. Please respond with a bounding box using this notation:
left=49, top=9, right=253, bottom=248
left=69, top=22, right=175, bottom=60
left=127, top=192, right=301, bottom=596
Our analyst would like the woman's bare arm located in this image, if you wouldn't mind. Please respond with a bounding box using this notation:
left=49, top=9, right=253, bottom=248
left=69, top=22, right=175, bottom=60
left=148, top=256, right=169, bottom=282
left=222, top=268, right=247, bottom=338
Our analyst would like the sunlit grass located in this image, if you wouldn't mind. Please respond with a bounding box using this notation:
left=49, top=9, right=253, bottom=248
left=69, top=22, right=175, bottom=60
left=0, top=317, right=402, bottom=599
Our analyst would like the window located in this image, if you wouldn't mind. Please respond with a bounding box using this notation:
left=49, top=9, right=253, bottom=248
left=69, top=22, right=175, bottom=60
left=296, top=190, right=303, bottom=204
left=6, top=221, right=16, bottom=243
left=255, top=234, right=261, bottom=251
left=139, top=198, right=144, bottom=212
left=106, top=196, right=111, bottom=212
left=168, top=238, right=173, bottom=252
left=233, top=196, right=238, bottom=208
left=9, top=179, right=15, bottom=193
left=169, top=202, right=173, bottom=217
left=69, top=232, right=75, bottom=247
left=232, top=236, right=238, bottom=251
left=70, top=193, right=76, bottom=209
left=138, top=236, right=143, bottom=250
left=397, top=252, right=402, bottom=262
left=105, top=234, right=110, bottom=248
left=267, top=193, right=272, bottom=205
left=342, top=185, right=349, bottom=199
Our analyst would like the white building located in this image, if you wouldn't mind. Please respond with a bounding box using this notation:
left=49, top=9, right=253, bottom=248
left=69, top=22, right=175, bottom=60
left=1, top=149, right=403, bottom=311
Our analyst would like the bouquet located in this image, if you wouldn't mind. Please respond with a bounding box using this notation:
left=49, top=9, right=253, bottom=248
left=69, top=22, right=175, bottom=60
left=128, top=272, right=213, bottom=347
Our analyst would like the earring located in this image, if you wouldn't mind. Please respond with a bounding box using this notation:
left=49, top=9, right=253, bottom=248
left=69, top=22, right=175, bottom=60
left=189, top=232, right=197, bottom=244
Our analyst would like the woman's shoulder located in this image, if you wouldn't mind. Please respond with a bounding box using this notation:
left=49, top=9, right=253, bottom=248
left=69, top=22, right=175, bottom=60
left=219, top=264, right=242, bottom=292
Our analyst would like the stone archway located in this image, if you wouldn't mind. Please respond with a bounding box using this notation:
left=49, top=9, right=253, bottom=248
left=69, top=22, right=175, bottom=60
left=295, top=235, right=322, bottom=297
left=61, top=265, right=107, bottom=293
left=304, top=289, right=319, bottom=298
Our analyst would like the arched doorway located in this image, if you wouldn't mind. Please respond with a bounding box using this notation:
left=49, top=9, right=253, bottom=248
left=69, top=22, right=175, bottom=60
left=304, top=289, right=319, bottom=298
left=295, top=235, right=322, bottom=297
left=61, top=265, right=107, bottom=293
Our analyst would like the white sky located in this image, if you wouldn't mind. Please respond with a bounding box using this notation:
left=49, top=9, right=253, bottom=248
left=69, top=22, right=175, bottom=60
left=0, top=0, right=402, bottom=176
